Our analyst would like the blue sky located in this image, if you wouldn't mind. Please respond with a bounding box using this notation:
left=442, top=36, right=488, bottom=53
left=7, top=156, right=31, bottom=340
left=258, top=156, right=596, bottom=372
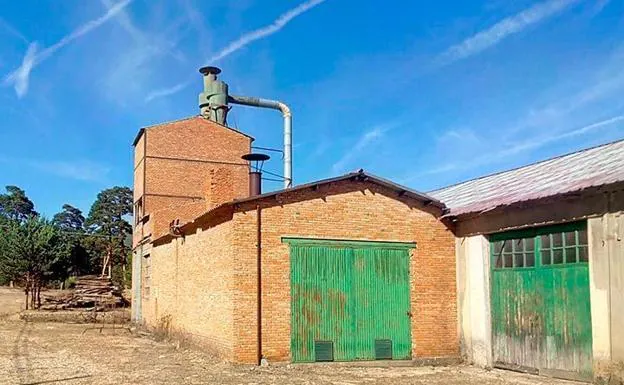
left=1, top=0, right=623, bottom=217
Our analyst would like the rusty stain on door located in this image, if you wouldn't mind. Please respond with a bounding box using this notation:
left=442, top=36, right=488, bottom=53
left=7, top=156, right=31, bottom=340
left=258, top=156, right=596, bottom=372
left=288, top=240, right=414, bottom=362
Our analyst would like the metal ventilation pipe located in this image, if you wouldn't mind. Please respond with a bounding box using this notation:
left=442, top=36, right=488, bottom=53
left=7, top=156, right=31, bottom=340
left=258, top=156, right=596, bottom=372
left=198, top=67, right=293, bottom=189
left=242, top=153, right=270, bottom=197
left=228, top=95, right=292, bottom=189
left=198, top=66, right=229, bottom=125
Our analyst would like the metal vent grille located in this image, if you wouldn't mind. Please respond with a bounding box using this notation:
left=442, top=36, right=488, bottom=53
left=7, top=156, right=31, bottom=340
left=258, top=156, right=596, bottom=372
left=375, top=339, right=393, bottom=360
left=314, top=341, right=334, bottom=362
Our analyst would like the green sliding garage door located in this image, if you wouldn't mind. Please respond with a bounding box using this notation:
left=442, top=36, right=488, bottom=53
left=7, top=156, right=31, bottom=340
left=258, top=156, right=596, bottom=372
left=490, top=222, right=592, bottom=381
left=286, top=238, right=414, bottom=363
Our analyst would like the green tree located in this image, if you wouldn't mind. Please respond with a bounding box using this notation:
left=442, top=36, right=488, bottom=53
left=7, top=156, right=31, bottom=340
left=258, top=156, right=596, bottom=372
left=86, top=187, right=133, bottom=279
left=0, top=217, right=64, bottom=308
left=52, top=204, right=92, bottom=277
left=52, top=204, right=85, bottom=231
left=0, top=186, right=37, bottom=221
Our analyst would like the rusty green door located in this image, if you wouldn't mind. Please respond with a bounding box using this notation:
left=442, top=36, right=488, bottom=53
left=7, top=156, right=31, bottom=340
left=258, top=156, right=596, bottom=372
left=287, top=239, right=414, bottom=362
left=490, top=222, right=592, bottom=381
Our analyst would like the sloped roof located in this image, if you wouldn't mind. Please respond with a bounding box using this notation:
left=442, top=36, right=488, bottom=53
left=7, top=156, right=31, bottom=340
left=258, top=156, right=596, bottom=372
left=230, top=169, right=444, bottom=208
left=429, top=139, right=624, bottom=216
left=132, top=116, right=254, bottom=146
left=153, top=170, right=444, bottom=245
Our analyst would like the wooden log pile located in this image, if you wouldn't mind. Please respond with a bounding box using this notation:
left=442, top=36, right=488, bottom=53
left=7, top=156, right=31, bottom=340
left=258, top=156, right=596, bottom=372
left=40, top=275, right=127, bottom=311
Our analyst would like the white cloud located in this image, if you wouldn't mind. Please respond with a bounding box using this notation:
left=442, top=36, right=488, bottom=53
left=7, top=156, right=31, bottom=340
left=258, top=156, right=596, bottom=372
left=206, top=0, right=328, bottom=64
left=100, top=0, right=185, bottom=62
left=145, top=0, right=328, bottom=103
left=100, top=0, right=143, bottom=42
left=12, top=42, right=38, bottom=97
left=499, top=114, right=624, bottom=157
left=144, top=82, right=189, bottom=102
left=0, top=17, right=29, bottom=44
left=331, top=125, right=390, bottom=174
left=3, top=0, right=132, bottom=98
left=437, top=0, right=578, bottom=65
left=411, top=114, right=624, bottom=179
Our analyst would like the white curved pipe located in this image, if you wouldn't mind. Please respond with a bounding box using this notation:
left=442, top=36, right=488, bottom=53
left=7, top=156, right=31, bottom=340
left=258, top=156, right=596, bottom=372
left=229, top=95, right=292, bottom=188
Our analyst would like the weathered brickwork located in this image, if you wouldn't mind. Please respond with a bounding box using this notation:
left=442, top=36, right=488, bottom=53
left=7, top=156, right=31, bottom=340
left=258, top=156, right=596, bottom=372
left=142, top=180, right=458, bottom=364
left=132, top=116, right=252, bottom=248
left=142, top=214, right=236, bottom=360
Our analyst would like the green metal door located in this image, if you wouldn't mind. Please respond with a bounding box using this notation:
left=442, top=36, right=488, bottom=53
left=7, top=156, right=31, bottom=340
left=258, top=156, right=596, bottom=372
left=490, top=222, right=593, bottom=381
left=287, top=239, right=413, bottom=362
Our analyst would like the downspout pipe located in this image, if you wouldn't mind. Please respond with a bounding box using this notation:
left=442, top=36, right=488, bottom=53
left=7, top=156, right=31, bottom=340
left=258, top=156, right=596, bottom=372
left=228, top=95, right=292, bottom=188
left=256, top=204, right=263, bottom=365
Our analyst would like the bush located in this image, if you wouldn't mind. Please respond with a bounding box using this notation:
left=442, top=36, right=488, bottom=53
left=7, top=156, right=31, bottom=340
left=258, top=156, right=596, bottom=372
left=64, top=276, right=77, bottom=289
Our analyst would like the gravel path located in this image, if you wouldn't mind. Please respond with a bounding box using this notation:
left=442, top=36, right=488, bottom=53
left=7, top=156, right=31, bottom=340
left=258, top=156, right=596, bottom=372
left=0, top=320, right=586, bottom=385
left=0, top=287, right=585, bottom=385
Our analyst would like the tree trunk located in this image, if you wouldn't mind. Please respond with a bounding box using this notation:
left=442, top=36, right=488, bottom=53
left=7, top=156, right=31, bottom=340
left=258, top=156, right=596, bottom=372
left=24, top=274, right=30, bottom=310
left=102, top=244, right=112, bottom=277
left=24, top=284, right=29, bottom=310
left=36, top=284, right=41, bottom=309
left=30, top=285, right=35, bottom=309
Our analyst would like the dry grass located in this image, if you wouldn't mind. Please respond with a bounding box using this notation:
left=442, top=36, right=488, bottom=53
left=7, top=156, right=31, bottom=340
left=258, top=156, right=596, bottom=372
left=0, top=287, right=587, bottom=385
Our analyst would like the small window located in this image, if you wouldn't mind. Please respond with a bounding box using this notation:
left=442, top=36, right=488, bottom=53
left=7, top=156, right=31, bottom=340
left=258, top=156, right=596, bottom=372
left=552, top=249, right=564, bottom=264
left=134, top=199, right=143, bottom=226
left=503, top=253, right=513, bottom=268
left=525, top=252, right=535, bottom=267
left=578, top=246, right=588, bottom=262
left=565, top=231, right=576, bottom=246
left=552, top=233, right=563, bottom=248
left=514, top=253, right=525, bottom=268
left=492, top=241, right=504, bottom=268
left=565, top=247, right=577, bottom=263
left=493, top=241, right=503, bottom=255
left=542, top=250, right=552, bottom=265
left=492, top=222, right=587, bottom=269
left=142, top=254, right=151, bottom=299
left=541, top=235, right=551, bottom=248
left=578, top=229, right=588, bottom=245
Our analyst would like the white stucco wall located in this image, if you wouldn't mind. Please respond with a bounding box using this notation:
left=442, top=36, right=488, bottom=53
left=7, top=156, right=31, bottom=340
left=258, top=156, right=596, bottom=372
left=588, top=217, right=612, bottom=363
left=589, top=212, right=624, bottom=381
left=456, top=235, right=492, bottom=367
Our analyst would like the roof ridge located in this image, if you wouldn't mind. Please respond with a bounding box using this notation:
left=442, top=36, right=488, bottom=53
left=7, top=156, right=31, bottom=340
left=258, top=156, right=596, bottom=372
left=140, top=115, right=198, bottom=130
left=133, top=115, right=255, bottom=146
left=429, top=137, right=624, bottom=194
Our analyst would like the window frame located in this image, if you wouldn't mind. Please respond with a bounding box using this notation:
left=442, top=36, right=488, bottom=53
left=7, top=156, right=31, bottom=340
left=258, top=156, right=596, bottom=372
left=490, top=221, right=588, bottom=271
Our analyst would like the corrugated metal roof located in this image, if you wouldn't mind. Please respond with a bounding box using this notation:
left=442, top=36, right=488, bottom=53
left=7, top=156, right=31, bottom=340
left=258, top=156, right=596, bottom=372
left=429, top=139, right=624, bottom=216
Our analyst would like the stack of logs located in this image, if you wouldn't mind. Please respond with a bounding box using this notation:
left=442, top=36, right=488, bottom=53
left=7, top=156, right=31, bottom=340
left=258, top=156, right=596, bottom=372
left=41, top=275, right=126, bottom=311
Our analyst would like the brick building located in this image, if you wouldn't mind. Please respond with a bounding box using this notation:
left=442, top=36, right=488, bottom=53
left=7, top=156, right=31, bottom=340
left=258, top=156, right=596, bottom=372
left=136, top=168, right=458, bottom=364
left=132, top=67, right=623, bottom=382
left=131, top=115, right=253, bottom=323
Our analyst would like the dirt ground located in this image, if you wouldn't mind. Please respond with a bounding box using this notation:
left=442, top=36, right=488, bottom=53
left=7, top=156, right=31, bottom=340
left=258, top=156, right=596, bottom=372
left=0, top=287, right=584, bottom=385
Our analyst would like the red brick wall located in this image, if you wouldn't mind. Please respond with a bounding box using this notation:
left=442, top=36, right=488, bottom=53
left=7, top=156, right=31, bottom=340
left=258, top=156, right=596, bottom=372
left=229, top=181, right=458, bottom=363
left=144, top=180, right=458, bottom=364
left=132, top=117, right=251, bottom=247
left=142, top=213, right=237, bottom=360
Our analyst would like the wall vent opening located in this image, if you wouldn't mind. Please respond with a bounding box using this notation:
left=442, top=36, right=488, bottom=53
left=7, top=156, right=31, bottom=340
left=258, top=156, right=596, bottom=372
left=375, top=339, right=393, bottom=360
left=314, top=341, right=334, bottom=362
